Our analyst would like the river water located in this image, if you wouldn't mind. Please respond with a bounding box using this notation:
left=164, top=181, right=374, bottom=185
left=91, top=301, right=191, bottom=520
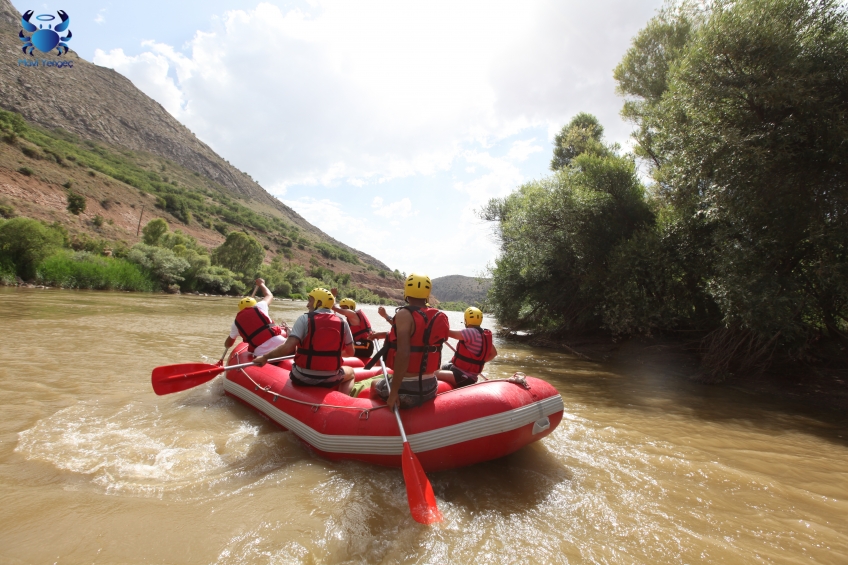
left=1, top=287, right=845, bottom=564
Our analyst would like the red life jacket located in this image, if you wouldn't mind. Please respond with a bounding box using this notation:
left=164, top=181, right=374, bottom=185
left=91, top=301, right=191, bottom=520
left=349, top=309, right=372, bottom=342
left=386, top=306, right=450, bottom=377
left=234, top=306, right=283, bottom=353
left=450, top=326, right=493, bottom=374
left=294, top=311, right=344, bottom=372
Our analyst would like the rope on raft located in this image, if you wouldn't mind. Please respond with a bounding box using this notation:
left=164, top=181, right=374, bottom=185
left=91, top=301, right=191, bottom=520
left=237, top=368, right=389, bottom=417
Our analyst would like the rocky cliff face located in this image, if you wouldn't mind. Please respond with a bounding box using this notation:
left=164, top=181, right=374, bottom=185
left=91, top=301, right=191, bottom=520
left=0, top=0, right=386, bottom=269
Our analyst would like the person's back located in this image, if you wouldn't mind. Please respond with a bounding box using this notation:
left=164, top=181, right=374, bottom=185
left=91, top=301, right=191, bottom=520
left=224, top=278, right=286, bottom=359
left=374, top=273, right=449, bottom=409
left=338, top=298, right=374, bottom=360
left=436, top=307, right=497, bottom=388
left=253, top=287, right=356, bottom=394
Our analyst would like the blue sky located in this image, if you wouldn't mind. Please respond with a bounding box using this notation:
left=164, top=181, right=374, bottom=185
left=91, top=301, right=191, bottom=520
left=13, top=0, right=663, bottom=277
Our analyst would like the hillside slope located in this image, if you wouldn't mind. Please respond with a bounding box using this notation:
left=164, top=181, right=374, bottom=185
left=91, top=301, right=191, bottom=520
left=431, top=275, right=491, bottom=304
left=0, top=0, right=385, bottom=269
left=0, top=110, right=406, bottom=301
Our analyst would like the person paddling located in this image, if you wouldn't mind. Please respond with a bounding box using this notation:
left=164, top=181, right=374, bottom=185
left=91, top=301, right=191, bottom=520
left=371, top=273, right=450, bottom=409
left=335, top=298, right=375, bottom=359
left=435, top=307, right=497, bottom=388
left=224, top=278, right=287, bottom=359
left=254, top=287, right=356, bottom=395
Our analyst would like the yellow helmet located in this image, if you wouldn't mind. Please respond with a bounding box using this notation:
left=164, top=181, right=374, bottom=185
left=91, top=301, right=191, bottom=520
left=464, top=307, right=483, bottom=326
left=339, top=298, right=356, bottom=310
left=404, top=272, right=432, bottom=299
left=238, top=297, right=257, bottom=311
left=308, top=287, right=335, bottom=309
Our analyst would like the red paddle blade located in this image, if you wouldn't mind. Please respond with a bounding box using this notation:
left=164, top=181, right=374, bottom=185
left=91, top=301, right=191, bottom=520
left=151, top=363, right=223, bottom=396
left=401, top=442, right=443, bottom=524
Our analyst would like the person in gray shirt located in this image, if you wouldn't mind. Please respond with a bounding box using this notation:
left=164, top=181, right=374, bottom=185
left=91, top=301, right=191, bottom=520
left=254, top=287, right=356, bottom=394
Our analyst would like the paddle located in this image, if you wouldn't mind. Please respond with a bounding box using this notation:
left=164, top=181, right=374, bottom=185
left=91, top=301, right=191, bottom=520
left=151, top=355, right=294, bottom=396
left=379, top=356, right=443, bottom=525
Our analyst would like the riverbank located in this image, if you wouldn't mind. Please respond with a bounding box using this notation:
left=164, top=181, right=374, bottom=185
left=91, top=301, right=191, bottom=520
left=507, top=332, right=848, bottom=414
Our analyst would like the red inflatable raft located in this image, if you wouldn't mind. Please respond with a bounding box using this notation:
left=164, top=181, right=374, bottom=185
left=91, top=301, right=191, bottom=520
left=223, top=344, right=564, bottom=471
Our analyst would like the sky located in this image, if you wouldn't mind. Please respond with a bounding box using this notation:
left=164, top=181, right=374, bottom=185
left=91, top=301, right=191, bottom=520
left=13, top=0, right=663, bottom=278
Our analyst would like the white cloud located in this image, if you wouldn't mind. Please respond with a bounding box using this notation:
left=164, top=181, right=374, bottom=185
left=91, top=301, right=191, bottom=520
left=92, top=0, right=660, bottom=190
left=372, top=197, right=413, bottom=218
left=453, top=150, right=526, bottom=204
left=288, top=196, right=395, bottom=262
left=508, top=139, right=544, bottom=162
left=91, top=0, right=664, bottom=276
left=93, top=47, right=185, bottom=116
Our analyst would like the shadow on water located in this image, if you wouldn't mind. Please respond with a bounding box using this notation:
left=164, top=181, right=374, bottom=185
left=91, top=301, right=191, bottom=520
left=435, top=441, right=572, bottom=515
left=495, top=341, right=848, bottom=448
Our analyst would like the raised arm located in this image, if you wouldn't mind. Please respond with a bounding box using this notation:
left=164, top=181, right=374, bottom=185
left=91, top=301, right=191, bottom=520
left=255, top=278, right=273, bottom=305
left=377, top=306, right=393, bottom=323
left=333, top=305, right=361, bottom=327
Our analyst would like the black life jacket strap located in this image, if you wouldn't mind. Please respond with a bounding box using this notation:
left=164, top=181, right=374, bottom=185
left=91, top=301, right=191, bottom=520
left=364, top=341, right=390, bottom=370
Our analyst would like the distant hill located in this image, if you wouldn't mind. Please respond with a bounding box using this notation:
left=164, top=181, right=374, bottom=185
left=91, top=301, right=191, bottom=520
left=0, top=0, right=408, bottom=300
left=0, top=0, right=386, bottom=270
left=432, top=275, right=491, bottom=305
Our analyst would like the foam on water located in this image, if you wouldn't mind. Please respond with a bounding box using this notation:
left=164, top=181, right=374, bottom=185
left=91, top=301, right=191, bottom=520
left=15, top=401, right=275, bottom=498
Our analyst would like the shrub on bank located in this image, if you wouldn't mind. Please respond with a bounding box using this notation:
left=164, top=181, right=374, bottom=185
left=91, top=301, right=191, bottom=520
left=0, top=262, right=16, bottom=285
left=0, top=217, right=64, bottom=280
left=37, top=251, right=155, bottom=291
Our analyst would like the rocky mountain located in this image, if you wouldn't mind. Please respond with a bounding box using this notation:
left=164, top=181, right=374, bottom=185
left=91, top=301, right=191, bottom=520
left=432, top=275, right=491, bottom=305
left=0, top=0, right=387, bottom=270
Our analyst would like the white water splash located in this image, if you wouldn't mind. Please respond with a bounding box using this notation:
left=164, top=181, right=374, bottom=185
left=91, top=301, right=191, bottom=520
left=15, top=401, right=279, bottom=498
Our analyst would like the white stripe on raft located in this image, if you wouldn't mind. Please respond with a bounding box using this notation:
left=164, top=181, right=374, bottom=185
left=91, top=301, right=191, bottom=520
left=223, top=379, right=564, bottom=456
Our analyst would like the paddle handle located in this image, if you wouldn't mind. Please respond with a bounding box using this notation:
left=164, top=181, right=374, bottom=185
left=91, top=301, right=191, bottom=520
left=223, top=355, right=293, bottom=372
left=379, top=356, right=409, bottom=443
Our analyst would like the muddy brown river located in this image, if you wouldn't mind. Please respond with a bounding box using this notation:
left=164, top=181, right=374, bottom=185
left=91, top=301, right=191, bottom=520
left=1, top=288, right=845, bottom=564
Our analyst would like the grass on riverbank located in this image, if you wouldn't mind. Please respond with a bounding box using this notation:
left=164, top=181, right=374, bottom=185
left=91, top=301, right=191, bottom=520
left=37, top=251, right=155, bottom=291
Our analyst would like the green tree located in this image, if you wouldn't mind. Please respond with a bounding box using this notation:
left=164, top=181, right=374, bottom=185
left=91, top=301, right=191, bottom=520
left=212, top=231, right=264, bottom=276
left=613, top=0, right=848, bottom=374
left=195, top=265, right=246, bottom=294
left=66, top=191, right=86, bottom=215
left=613, top=2, right=699, bottom=169
left=0, top=218, right=64, bottom=279
left=550, top=113, right=608, bottom=171
left=126, top=243, right=190, bottom=288
left=483, top=119, right=653, bottom=334
left=142, top=218, right=169, bottom=245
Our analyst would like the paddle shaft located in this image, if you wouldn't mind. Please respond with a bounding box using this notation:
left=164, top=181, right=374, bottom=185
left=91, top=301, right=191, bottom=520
left=379, top=356, right=408, bottom=441
left=222, top=355, right=293, bottom=373
left=377, top=347, right=443, bottom=524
